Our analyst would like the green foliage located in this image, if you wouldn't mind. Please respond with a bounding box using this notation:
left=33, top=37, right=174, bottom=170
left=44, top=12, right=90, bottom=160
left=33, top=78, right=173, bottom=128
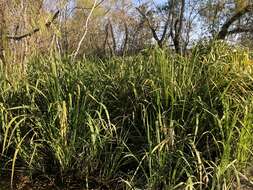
left=0, top=41, right=253, bottom=189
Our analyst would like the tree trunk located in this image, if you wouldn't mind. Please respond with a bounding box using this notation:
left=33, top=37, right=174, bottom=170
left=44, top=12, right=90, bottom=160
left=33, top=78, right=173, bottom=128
left=0, top=1, right=6, bottom=65
left=109, top=20, right=116, bottom=55
left=173, top=0, right=185, bottom=54
left=122, top=22, right=128, bottom=55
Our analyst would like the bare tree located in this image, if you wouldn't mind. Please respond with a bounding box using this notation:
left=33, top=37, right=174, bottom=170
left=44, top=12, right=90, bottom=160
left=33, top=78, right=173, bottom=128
left=136, top=4, right=169, bottom=48
left=136, top=0, right=186, bottom=53
left=198, top=1, right=253, bottom=41
left=217, top=3, right=253, bottom=39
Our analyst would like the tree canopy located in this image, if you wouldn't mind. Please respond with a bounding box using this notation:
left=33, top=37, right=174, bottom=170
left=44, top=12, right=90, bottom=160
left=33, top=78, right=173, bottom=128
left=0, top=0, right=253, bottom=64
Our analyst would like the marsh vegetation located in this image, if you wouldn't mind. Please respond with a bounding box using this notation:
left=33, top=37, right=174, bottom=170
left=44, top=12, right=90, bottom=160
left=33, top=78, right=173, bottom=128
left=0, top=42, right=253, bottom=189
left=1, top=0, right=253, bottom=189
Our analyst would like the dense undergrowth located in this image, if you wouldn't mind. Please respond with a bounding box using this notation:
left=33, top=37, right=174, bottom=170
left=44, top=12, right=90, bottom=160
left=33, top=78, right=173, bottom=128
left=0, top=41, right=253, bottom=189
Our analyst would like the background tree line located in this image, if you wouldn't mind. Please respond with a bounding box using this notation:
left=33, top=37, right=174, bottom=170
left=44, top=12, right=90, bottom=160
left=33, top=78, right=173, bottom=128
left=0, top=0, right=253, bottom=65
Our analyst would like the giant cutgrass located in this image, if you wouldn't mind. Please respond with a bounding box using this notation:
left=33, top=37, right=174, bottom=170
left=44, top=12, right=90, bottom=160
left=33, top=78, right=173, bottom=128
left=0, top=41, right=253, bottom=189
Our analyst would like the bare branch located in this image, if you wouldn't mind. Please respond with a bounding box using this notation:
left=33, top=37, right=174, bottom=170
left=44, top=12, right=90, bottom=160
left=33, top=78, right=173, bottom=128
left=136, top=7, right=160, bottom=44
left=228, top=27, right=253, bottom=35
left=72, top=0, right=98, bottom=61
left=7, top=10, right=60, bottom=41
left=74, top=0, right=105, bottom=10
left=68, top=0, right=105, bottom=17
left=217, top=4, right=253, bottom=39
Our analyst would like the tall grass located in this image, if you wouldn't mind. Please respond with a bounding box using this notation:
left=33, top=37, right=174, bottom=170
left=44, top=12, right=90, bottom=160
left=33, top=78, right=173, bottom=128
left=0, top=41, right=253, bottom=189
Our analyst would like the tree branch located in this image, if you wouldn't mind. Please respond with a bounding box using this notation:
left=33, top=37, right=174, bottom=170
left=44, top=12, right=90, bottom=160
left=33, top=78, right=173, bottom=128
left=72, top=0, right=98, bottom=61
left=136, top=7, right=160, bottom=44
left=228, top=27, right=253, bottom=35
left=216, top=4, right=253, bottom=39
left=7, top=10, right=60, bottom=41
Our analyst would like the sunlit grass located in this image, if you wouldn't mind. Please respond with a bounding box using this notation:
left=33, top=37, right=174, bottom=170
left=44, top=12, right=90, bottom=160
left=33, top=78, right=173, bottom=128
left=0, top=41, right=253, bottom=189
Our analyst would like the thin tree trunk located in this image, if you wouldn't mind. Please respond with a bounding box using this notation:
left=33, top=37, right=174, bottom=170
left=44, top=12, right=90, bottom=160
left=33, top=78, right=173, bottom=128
left=103, top=22, right=109, bottom=56
left=173, top=0, right=185, bottom=54
left=108, top=20, right=116, bottom=54
left=0, top=1, right=6, bottom=65
left=122, top=22, right=128, bottom=55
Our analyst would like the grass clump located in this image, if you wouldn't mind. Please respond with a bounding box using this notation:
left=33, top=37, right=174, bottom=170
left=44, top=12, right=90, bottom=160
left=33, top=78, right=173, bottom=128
left=0, top=41, right=253, bottom=189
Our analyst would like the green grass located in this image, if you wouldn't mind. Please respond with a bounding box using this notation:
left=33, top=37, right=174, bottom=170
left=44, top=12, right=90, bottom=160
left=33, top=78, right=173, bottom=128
left=0, top=41, right=253, bottom=189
